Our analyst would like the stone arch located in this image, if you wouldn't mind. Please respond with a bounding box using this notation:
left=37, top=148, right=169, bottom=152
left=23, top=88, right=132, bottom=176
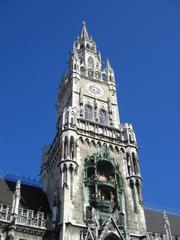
left=109, top=144, right=114, bottom=152
left=103, top=232, right=121, bottom=240
left=70, top=136, right=75, bottom=160
left=80, top=66, right=85, bottom=74
left=120, top=147, right=125, bottom=153
left=97, top=141, right=102, bottom=147
left=85, top=138, right=90, bottom=145
left=79, top=136, right=84, bottom=144
left=114, top=146, right=120, bottom=154
left=69, top=163, right=74, bottom=171
left=102, top=73, right=107, bottom=81
left=103, top=142, right=107, bottom=147
left=90, top=140, right=96, bottom=147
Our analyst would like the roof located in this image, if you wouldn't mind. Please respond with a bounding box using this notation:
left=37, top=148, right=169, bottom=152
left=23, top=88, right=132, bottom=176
left=145, top=208, right=180, bottom=236
left=0, top=179, right=50, bottom=214
left=1, top=178, right=180, bottom=236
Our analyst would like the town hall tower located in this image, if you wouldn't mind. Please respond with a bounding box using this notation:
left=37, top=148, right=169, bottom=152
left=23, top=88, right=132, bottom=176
left=40, top=23, right=147, bottom=240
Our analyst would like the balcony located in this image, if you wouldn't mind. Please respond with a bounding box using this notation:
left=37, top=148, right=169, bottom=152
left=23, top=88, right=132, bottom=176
left=0, top=204, right=47, bottom=229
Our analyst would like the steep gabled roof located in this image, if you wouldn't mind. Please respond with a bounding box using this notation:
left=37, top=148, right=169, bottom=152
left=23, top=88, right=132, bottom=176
left=0, top=179, right=50, bottom=214
left=145, top=208, right=180, bottom=236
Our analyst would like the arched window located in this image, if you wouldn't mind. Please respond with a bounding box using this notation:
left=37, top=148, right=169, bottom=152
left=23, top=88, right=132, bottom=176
left=63, top=164, right=67, bottom=186
left=84, top=105, right=93, bottom=120
left=64, top=137, right=68, bottom=159
left=80, top=66, right=85, bottom=74
left=88, top=69, right=94, bottom=77
left=70, top=137, right=74, bottom=160
left=99, top=109, right=107, bottom=124
left=95, top=71, right=100, bottom=79
left=132, top=152, right=138, bottom=175
left=102, top=74, right=107, bottom=81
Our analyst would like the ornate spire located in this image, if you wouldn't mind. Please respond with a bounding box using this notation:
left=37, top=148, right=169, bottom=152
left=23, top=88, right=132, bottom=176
left=80, top=21, right=90, bottom=39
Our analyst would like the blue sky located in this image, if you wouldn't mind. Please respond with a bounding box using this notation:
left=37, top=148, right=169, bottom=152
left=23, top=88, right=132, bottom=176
left=0, top=0, right=180, bottom=212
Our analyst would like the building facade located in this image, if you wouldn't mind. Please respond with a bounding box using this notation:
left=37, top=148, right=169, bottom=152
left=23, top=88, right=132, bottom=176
left=0, top=23, right=180, bottom=240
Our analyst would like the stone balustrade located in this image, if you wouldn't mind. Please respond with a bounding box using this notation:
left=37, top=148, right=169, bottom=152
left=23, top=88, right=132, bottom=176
left=0, top=204, right=47, bottom=229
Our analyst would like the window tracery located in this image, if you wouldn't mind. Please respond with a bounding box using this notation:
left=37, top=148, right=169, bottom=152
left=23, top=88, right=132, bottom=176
left=99, top=109, right=108, bottom=125
left=132, top=152, right=138, bottom=175
left=84, top=105, right=93, bottom=120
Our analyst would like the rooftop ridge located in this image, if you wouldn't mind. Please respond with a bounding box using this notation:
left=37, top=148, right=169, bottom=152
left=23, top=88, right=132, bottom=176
left=144, top=202, right=180, bottom=216
left=0, top=170, right=40, bottom=188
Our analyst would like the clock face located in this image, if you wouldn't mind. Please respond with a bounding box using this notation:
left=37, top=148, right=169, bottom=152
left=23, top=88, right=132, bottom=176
left=85, top=83, right=104, bottom=97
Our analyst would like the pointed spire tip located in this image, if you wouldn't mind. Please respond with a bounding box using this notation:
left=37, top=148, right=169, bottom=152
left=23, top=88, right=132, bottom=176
left=80, top=21, right=89, bottom=39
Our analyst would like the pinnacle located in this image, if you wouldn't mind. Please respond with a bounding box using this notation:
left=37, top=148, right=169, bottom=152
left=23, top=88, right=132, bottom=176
left=106, top=58, right=112, bottom=69
left=80, top=21, right=90, bottom=39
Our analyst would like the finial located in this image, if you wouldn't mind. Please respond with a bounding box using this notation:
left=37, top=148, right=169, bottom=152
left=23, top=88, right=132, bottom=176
left=16, top=180, right=21, bottom=189
left=82, top=21, right=86, bottom=25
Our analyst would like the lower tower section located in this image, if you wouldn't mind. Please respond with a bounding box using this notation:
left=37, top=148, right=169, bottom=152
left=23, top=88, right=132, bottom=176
left=40, top=108, right=147, bottom=240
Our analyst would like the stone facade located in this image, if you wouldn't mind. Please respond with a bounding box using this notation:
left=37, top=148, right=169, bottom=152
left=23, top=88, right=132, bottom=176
left=40, top=23, right=146, bottom=240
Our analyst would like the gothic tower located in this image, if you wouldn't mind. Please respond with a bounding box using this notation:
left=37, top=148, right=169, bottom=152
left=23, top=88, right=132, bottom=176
left=40, top=23, right=147, bottom=240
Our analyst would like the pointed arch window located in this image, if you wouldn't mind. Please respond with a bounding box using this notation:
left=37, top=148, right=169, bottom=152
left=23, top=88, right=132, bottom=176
left=63, top=164, right=67, bottom=186
left=102, top=74, right=107, bottom=81
left=80, top=66, right=85, bottom=74
left=99, top=109, right=108, bottom=125
left=64, top=137, right=68, bottom=159
left=70, top=137, right=75, bottom=160
left=84, top=105, right=93, bottom=120
left=132, top=152, right=138, bottom=175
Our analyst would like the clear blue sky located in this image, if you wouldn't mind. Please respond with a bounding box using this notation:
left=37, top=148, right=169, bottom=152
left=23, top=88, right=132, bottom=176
left=0, top=0, right=180, bottom=212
